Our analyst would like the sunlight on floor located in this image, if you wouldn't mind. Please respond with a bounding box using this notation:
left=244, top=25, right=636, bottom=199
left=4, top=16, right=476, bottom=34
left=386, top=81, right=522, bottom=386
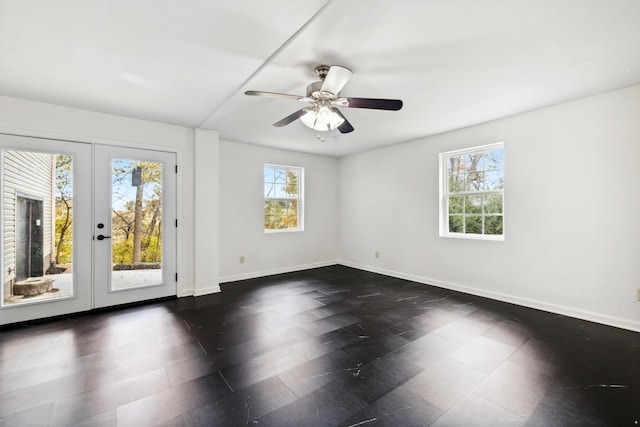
left=3, top=269, right=163, bottom=306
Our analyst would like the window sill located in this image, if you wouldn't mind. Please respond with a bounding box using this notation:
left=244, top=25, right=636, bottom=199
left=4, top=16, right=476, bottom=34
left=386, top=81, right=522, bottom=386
left=441, top=232, right=504, bottom=242
left=264, top=228, right=303, bottom=234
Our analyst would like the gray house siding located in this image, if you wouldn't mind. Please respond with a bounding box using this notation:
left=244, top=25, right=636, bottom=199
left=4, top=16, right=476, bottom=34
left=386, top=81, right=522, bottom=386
left=2, top=150, right=55, bottom=298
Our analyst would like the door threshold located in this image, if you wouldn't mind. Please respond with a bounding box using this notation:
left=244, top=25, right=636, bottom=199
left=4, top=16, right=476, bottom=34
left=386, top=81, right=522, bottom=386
left=0, top=296, right=177, bottom=330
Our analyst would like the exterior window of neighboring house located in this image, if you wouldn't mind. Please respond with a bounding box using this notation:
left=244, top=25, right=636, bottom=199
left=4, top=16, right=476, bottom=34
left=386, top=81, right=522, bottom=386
left=440, top=143, right=504, bottom=240
left=264, top=164, right=303, bottom=232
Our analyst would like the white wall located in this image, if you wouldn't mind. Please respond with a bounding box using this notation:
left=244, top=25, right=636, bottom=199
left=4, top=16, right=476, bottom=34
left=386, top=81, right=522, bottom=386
left=0, top=95, right=198, bottom=297
left=193, top=129, right=220, bottom=296
left=219, top=140, right=338, bottom=282
left=339, top=84, right=640, bottom=332
left=3, top=86, right=639, bottom=332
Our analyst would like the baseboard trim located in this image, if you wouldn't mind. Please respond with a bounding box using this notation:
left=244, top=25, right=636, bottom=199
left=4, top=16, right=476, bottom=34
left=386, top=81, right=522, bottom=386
left=337, top=259, right=640, bottom=333
left=193, top=284, right=221, bottom=296
left=219, top=260, right=338, bottom=284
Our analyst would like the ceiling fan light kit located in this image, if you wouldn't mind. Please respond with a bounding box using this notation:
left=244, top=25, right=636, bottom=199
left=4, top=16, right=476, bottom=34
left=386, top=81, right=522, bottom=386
left=299, top=106, right=345, bottom=131
left=245, top=64, right=403, bottom=137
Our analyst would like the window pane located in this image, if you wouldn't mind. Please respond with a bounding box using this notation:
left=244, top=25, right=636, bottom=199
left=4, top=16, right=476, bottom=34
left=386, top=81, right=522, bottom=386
left=448, top=196, right=463, bottom=214
left=3, top=151, right=74, bottom=306
left=286, top=201, right=298, bottom=228
left=265, top=199, right=290, bottom=230
left=447, top=155, right=465, bottom=175
left=485, top=194, right=503, bottom=214
left=264, top=215, right=276, bottom=229
left=449, top=215, right=463, bottom=233
left=286, top=201, right=298, bottom=216
left=465, top=216, right=482, bottom=234
left=264, top=167, right=275, bottom=183
left=285, top=184, right=298, bottom=198
left=485, top=216, right=503, bottom=235
left=465, top=195, right=483, bottom=214
left=274, top=169, right=286, bottom=184
left=274, top=184, right=287, bottom=198
left=264, top=183, right=274, bottom=198
left=484, top=170, right=503, bottom=190
left=265, top=198, right=285, bottom=229
left=465, top=153, right=483, bottom=172
left=111, top=160, right=163, bottom=290
left=465, top=172, right=484, bottom=192
left=285, top=170, right=298, bottom=198
left=264, top=201, right=281, bottom=229
left=449, top=174, right=465, bottom=193
left=286, top=169, right=298, bottom=183
left=484, top=149, right=504, bottom=171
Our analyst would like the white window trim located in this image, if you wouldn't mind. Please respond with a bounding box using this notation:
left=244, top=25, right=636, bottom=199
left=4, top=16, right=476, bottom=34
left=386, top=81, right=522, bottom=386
left=439, top=142, right=504, bottom=241
left=264, top=163, right=304, bottom=233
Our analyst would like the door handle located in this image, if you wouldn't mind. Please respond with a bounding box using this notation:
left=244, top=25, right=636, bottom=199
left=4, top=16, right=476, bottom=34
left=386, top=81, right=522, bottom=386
left=96, top=235, right=111, bottom=241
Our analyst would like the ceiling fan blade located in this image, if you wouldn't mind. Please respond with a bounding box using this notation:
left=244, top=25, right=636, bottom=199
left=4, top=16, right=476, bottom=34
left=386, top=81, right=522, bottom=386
left=333, top=109, right=354, bottom=134
left=245, top=90, right=305, bottom=102
left=320, top=65, right=352, bottom=95
left=343, top=97, right=403, bottom=111
left=273, top=109, right=308, bottom=127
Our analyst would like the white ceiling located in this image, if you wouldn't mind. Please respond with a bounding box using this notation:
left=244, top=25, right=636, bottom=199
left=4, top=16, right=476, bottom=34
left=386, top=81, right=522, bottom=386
left=1, top=0, right=639, bottom=157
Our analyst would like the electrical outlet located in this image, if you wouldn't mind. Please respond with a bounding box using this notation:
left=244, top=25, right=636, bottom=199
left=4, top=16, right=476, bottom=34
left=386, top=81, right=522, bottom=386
left=375, top=251, right=379, bottom=259
left=239, top=256, right=245, bottom=264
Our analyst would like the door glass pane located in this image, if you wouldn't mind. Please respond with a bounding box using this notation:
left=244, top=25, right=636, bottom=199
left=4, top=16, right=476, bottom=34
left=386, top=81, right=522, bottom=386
left=2, top=151, right=74, bottom=306
left=110, top=160, right=163, bottom=290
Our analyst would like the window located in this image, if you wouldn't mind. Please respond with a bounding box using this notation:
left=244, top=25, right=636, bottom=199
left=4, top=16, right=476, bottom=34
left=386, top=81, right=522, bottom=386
left=264, top=164, right=303, bottom=232
left=440, top=143, right=504, bottom=240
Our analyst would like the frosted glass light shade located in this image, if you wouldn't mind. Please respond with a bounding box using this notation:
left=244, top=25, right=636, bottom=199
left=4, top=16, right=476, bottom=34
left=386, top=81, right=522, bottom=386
left=300, top=106, right=345, bottom=131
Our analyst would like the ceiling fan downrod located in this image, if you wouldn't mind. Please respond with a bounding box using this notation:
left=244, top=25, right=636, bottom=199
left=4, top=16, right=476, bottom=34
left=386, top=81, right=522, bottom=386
left=314, top=65, right=330, bottom=80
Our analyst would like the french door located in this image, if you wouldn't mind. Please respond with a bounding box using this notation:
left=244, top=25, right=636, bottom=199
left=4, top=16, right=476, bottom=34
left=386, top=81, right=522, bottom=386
left=0, top=135, right=177, bottom=325
left=93, top=144, right=176, bottom=308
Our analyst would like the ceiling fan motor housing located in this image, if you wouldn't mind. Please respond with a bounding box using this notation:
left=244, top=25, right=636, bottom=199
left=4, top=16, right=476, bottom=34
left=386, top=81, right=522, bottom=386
left=306, top=81, right=322, bottom=97
left=308, top=65, right=338, bottom=100
left=306, top=81, right=333, bottom=101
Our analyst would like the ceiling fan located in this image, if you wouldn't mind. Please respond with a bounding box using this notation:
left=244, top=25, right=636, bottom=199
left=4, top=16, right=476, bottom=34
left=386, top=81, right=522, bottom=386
left=245, top=65, right=403, bottom=134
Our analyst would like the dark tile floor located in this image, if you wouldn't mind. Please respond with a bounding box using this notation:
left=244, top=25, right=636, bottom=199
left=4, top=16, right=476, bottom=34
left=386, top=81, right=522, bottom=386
left=1, top=265, right=639, bottom=426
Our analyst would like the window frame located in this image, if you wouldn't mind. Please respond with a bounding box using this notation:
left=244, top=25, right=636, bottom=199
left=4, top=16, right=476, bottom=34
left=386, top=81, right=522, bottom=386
left=263, top=163, right=304, bottom=233
left=439, top=142, right=504, bottom=241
